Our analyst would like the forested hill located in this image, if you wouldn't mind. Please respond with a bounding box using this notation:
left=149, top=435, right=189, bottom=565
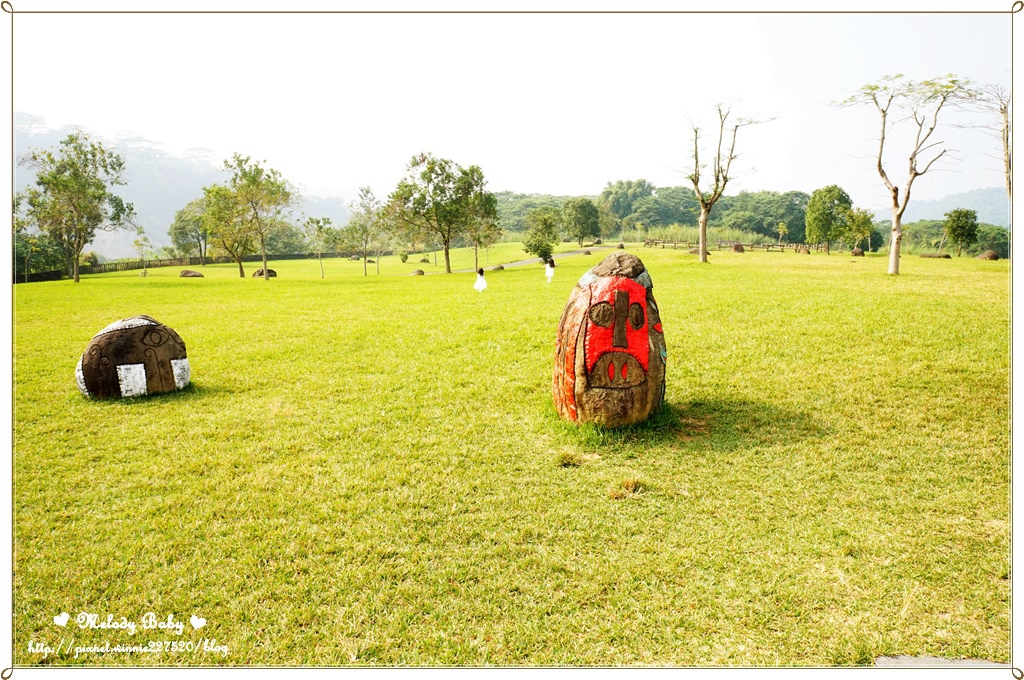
left=872, top=187, right=1009, bottom=228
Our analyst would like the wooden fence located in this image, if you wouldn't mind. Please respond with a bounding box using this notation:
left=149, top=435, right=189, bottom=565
left=643, top=239, right=828, bottom=252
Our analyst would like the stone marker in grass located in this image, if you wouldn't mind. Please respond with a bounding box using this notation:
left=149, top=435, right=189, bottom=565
left=553, top=252, right=666, bottom=428
left=76, top=315, right=190, bottom=399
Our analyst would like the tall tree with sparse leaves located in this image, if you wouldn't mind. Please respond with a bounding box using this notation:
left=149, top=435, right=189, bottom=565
left=17, top=131, right=137, bottom=282
left=345, top=187, right=383, bottom=276
left=840, top=74, right=975, bottom=274
left=301, top=216, right=337, bottom=278
left=687, top=105, right=769, bottom=262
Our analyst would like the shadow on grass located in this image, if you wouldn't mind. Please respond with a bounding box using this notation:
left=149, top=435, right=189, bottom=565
left=553, top=399, right=827, bottom=453
left=71, top=381, right=232, bottom=408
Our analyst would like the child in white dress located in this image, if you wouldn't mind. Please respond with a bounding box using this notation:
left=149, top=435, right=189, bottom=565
left=474, top=267, right=487, bottom=292
left=545, top=258, right=555, bottom=283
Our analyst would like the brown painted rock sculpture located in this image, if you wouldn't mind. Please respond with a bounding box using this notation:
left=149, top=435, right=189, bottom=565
left=553, top=253, right=666, bottom=427
left=76, top=315, right=190, bottom=399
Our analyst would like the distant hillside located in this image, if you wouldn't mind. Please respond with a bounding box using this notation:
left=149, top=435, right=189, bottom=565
left=14, top=113, right=350, bottom=259
left=872, top=187, right=1009, bottom=228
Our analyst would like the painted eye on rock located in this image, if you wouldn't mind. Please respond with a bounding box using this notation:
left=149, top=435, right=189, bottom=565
left=588, top=302, right=614, bottom=327
left=140, top=330, right=166, bottom=347
left=628, top=303, right=645, bottom=329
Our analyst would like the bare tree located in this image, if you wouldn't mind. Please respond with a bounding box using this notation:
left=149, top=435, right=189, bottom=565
left=687, top=104, right=769, bottom=263
left=840, top=74, right=975, bottom=275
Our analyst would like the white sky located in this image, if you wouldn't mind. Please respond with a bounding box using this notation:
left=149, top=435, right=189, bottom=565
left=5, top=1, right=1013, bottom=216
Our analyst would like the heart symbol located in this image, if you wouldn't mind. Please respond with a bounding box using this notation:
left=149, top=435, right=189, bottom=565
left=190, top=615, right=206, bottom=630
left=53, top=612, right=70, bottom=627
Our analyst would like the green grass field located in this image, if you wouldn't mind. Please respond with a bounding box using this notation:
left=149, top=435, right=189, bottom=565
left=13, top=244, right=1010, bottom=666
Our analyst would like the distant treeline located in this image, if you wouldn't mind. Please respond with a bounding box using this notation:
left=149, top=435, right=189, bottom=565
left=496, top=181, right=1009, bottom=257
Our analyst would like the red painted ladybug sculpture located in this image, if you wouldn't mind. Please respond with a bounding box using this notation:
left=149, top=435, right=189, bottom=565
left=552, top=253, right=666, bottom=427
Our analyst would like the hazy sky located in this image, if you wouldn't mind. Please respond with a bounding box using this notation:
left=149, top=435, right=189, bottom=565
left=6, top=1, right=1015, bottom=216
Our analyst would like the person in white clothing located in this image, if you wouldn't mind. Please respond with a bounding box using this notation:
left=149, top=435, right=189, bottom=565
left=545, top=258, right=555, bottom=283
left=474, top=267, right=487, bottom=292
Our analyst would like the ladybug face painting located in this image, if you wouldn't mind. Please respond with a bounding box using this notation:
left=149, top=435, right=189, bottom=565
left=552, top=253, right=666, bottom=428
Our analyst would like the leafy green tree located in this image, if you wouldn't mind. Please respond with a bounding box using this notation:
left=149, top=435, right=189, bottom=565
left=17, top=131, right=137, bottom=282
left=597, top=200, right=622, bottom=237
left=805, top=185, right=852, bottom=254
left=943, top=208, right=979, bottom=256
left=13, top=231, right=66, bottom=281
left=300, top=216, right=337, bottom=278
left=561, top=197, right=600, bottom=247
left=345, top=187, right=383, bottom=276
left=264, top=219, right=305, bottom=255
left=840, top=73, right=975, bottom=274
left=522, top=206, right=561, bottom=261
left=846, top=207, right=876, bottom=250
left=493, top=191, right=568, bottom=233
left=465, top=212, right=502, bottom=271
left=972, top=224, right=1009, bottom=258
left=720, top=209, right=762, bottom=233
left=225, top=153, right=295, bottom=281
left=776, top=222, right=788, bottom=245
left=629, top=188, right=700, bottom=229
left=202, top=184, right=253, bottom=277
left=390, top=153, right=498, bottom=273
left=132, top=235, right=154, bottom=274
left=169, top=197, right=213, bottom=263
left=600, top=179, right=656, bottom=220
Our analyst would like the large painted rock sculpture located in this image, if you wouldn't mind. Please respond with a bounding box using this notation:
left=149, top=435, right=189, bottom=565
left=553, top=253, right=666, bottom=427
left=76, top=315, right=191, bottom=399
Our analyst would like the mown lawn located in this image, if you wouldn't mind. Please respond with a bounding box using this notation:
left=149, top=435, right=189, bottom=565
left=13, top=245, right=1010, bottom=666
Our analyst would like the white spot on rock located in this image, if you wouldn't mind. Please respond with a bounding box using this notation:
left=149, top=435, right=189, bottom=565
left=116, top=363, right=148, bottom=398
left=75, top=357, right=90, bottom=397
left=171, top=358, right=191, bottom=390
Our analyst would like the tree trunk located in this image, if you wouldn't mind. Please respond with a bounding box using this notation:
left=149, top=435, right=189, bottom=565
left=474, top=245, right=478, bottom=271
left=260, top=234, right=269, bottom=281
left=888, top=213, right=902, bottom=275
left=319, top=255, right=324, bottom=279
left=237, top=258, right=245, bottom=278
left=443, top=244, right=452, bottom=273
left=697, top=207, right=709, bottom=263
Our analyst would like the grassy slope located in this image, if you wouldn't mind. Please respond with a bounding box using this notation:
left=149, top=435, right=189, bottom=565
left=13, top=246, right=1009, bottom=666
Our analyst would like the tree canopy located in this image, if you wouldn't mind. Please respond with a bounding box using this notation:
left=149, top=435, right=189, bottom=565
left=943, top=208, right=979, bottom=256
left=169, top=197, right=213, bottom=262
left=390, top=153, right=498, bottom=274
left=599, top=179, right=656, bottom=220
left=17, top=131, right=137, bottom=282
left=805, top=185, right=853, bottom=254
left=225, top=153, right=295, bottom=280
left=560, top=197, right=600, bottom=247
left=522, top=206, right=561, bottom=261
